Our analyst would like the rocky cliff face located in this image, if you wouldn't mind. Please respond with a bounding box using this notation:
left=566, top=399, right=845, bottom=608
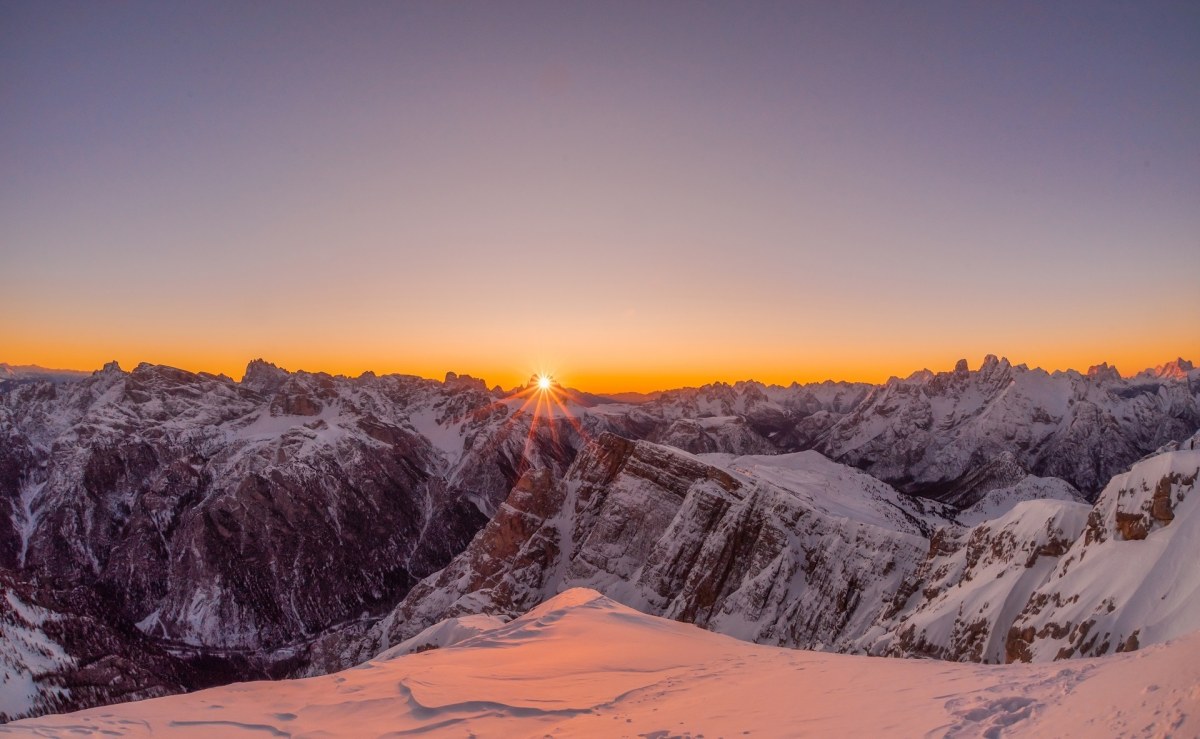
left=307, top=433, right=958, bottom=672
left=868, top=498, right=1091, bottom=663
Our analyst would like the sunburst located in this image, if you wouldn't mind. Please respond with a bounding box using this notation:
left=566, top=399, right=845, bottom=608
left=467, top=372, right=591, bottom=479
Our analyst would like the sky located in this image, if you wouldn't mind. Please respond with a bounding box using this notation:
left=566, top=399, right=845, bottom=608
left=2, top=1, right=1197, bottom=392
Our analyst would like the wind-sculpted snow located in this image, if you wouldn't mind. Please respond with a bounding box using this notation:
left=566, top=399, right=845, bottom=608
left=7, top=589, right=1199, bottom=738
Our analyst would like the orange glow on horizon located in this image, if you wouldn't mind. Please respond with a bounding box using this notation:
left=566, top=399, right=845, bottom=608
left=0, top=339, right=1195, bottom=395
left=4, top=3, right=1198, bottom=407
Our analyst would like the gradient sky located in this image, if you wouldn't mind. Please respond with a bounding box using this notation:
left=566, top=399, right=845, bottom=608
left=2, top=1, right=1197, bottom=392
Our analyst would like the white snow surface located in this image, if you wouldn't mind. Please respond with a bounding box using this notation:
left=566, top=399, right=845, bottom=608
left=5, top=588, right=1198, bottom=738
left=704, top=450, right=951, bottom=535
left=375, top=613, right=506, bottom=660
left=956, top=474, right=1087, bottom=526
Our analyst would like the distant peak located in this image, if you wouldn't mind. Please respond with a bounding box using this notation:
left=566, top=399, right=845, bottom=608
left=953, top=358, right=970, bottom=375
left=906, top=368, right=935, bottom=383
left=100, top=360, right=123, bottom=374
left=979, top=354, right=1012, bottom=376
left=1151, top=357, right=1194, bottom=380
left=241, top=358, right=289, bottom=392
left=446, top=371, right=487, bottom=390
left=245, top=357, right=283, bottom=373
left=1087, top=363, right=1121, bottom=382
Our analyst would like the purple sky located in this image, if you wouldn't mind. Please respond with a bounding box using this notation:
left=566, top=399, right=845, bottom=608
left=2, top=1, right=1197, bottom=390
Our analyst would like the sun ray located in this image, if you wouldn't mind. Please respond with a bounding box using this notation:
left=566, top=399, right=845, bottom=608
left=547, top=390, right=588, bottom=440
left=479, top=371, right=593, bottom=479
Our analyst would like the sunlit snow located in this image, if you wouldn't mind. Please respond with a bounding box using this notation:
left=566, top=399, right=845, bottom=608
left=6, top=589, right=1197, bottom=738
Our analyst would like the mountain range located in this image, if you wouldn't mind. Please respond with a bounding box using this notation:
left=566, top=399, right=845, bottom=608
left=1, top=356, right=1197, bottom=721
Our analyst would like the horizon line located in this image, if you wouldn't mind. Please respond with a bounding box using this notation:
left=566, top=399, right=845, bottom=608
left=5, top=354, right=1194, bottom=396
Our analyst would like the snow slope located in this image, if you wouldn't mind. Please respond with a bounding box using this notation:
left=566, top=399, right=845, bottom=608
left=872, top=499, right=1093, bottom=663
left=1007, top=446, right=1200, bottom=661
left=5, top=589, right=1197, bottom=738
left=955, top=473, right=1086, bottom=526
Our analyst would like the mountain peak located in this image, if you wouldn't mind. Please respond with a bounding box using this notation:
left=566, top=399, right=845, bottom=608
left=446, top=371, right=487, bottom=391
left=242, top=358, right=289, bottom=393
left=979, top=354, right=1012, bottom=378
left=1152, top=358, right=1194, bottom=380
left=1087, top=363, right=1121, bottom=382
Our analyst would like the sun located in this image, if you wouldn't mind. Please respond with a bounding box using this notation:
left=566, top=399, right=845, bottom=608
left=537, top=375, right=552, bottom=391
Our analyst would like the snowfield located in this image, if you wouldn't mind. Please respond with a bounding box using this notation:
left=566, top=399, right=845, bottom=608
left=5, top=589, right=1197, bottom=738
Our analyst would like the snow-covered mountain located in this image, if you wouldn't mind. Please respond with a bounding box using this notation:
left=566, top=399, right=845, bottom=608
left=1, top=356, right=1197, bottom=721
left=817, top=355, right=1200, bottom=501
left=0, top=360, right=620, bottom=719
left=7, top=589, right=1198, bottom=738
left=868, top=433, right=1199, bottom=666
left=0, top=569, right=195, bottom=723
left=562, top=356, right=1199, bottom=503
